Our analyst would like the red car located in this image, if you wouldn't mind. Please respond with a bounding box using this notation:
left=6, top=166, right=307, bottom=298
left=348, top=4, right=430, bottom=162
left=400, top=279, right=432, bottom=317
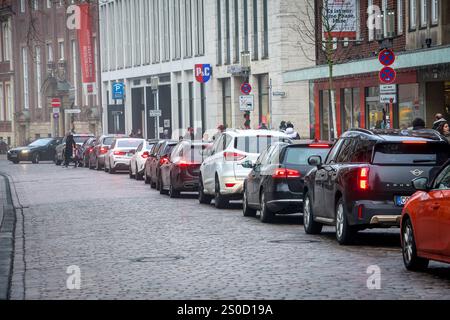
left=401, top=160, right=450, bottom=271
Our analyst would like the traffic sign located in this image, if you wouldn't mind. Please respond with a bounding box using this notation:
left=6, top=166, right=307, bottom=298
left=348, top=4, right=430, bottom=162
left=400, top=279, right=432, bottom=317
left=51, top=98, right=61, bottom=108
left=378, top=49, right=396, bottom=66
left=239, top=95, right=254, bottom=111
left=195, top=64, right=212, bottom=83
left=52, top=108, right=60, bottom=114
left=379, top=67, right=396, bottom=84
left=53, top=113, right=59, bottom=119
left=112, top=82, right=125, bottom=100
left=65, top=109, right=81, bottom=114
left=240, top=83, right=252, bottom=95
left=380, top=84, right=397, bottom=94
left=149, top=109, right=162, bottom=117
left=380, top=94, right=397, bottom=104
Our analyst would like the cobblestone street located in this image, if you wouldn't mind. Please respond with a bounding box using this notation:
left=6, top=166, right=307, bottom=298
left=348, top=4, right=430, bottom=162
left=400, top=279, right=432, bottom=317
left=1, top=157, right=449, bottom=300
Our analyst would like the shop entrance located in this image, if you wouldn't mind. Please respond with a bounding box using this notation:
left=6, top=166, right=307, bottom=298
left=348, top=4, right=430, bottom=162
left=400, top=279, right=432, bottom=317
left=425, top=81, right=450, bottom=126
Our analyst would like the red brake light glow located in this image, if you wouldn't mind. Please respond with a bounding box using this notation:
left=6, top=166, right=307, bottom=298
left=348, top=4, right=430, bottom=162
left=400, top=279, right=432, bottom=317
left=224, top=152, right=247, bottom=161
left=309, top=144, right=331, bottom=148
left=402, top=140, right=427, bottom=144
left=358, top=167, right=369, bottom=190
left=141, top=151, right=150, bottom=159
left=159, top=157, right=169, bottom=165
left=225, top=183, right=236, bottom=188
left=272, top=168, right=301, bottom=179
left=100, top=147, right=109, bottom=154
left=114, top=151, right=126, bottom=156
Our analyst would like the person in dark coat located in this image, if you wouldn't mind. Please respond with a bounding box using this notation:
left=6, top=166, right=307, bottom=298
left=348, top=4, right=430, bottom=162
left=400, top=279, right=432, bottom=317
left=64, top=133, right=76, bottom=167
left=412, top=118, right=426, bottom=130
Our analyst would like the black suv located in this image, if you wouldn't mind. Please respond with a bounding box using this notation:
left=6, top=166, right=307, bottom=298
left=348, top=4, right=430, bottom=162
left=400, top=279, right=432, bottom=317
left=303, top=129, right=450, bottom=245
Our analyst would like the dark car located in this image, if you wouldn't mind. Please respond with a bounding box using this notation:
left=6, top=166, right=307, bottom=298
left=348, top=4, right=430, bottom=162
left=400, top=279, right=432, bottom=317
left=303, top=129, right=450, bottom=245
left=7, top=138, right=62, bottom=164
left=242, top=140, right=333, bottom=222
left=81, top=137, right=97, bottom=168
left=54, top=134, right=95, bottom=165
left=159, top=141, right=211, bottom=197
left=88, top=134, right=126, bottom=170
left=143, top=140, right=178, bottom=190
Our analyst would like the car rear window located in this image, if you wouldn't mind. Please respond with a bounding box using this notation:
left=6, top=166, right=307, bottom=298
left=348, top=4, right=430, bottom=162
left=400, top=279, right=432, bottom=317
left=74, top=136, right=91, bottom=144
left=103, top=137, right=115, bottom=145
left=373, top=143, right=449, bottom=165
left=117, top=140, right=142, bottom=148
left=182, top=144, right=210, bottom=163
left=235, top=136, right=289, bottom=154
left=284, top=146, right=331, bottom=165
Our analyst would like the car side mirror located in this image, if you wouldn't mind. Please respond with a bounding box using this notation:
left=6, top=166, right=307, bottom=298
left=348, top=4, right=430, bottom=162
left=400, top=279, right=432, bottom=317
left=308, top=155, right=323, bottom=167
left=412, top=177, right=429, bottom=191
left=241, top=160, right=254, bottom=169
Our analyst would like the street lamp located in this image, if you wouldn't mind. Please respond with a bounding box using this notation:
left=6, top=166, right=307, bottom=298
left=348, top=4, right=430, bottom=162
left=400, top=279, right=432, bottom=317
left=151, top=76, right=160, bottom=139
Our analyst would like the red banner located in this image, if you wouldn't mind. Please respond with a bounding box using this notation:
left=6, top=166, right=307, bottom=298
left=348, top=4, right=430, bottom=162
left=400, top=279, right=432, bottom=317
left=77, top=3, right=95, bottom=84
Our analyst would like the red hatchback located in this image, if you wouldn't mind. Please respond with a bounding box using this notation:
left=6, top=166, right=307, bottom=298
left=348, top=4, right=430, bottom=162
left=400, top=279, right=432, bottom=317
left=401, top=160, right=450, bottom=271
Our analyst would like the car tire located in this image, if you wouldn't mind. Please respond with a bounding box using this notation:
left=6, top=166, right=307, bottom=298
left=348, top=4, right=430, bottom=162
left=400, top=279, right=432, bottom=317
left=198, top=175, right=212, bottom=204
left=96, top=159, right=102, bottom=171
left=214, top=176, right=229, bottom=209
left=242, top=186, right=257, bottom=217
left=109, top=162, right=115, bottom=174
left=335, top=198, right=356, bottom=245
left=303, top=192, right=323, bottom=235
left=104, top=161, right=109, bottom=173
left=144, top=171, right=151, bottom=185
left=159, top=176, right=168, bottom=195
left=402, top=218, right=429, bottom=271
left=129, top=166, right=135, bottom=179
left=12, top=160, right=19, bottom=164
left=169, top=182, right=180, bottom=198
left=32, top=153, right=40, bottom=164
left=54, top=155, right=61, bottom=166
left=259, top=191, right=274, bottom=223
left=156, top=172, right=161, bottom=191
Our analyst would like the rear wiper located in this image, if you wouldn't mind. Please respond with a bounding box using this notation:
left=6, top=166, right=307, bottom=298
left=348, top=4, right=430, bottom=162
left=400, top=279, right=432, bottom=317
left=413, top=159, right=435, bottom=163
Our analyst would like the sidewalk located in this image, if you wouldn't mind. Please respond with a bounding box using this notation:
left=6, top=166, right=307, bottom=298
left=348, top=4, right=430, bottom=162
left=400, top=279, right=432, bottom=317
left=0, top=173, right=15, bottom=300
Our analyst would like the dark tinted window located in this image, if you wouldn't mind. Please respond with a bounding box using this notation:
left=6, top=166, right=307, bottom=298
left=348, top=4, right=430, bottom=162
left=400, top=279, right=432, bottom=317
left=325, top=139, right=343, bottom=164
left=284, top=146, right=331, bottom=165
left=29, top=138, right=52, bottom=147
left=335, top=139, right=356, bottom=163
left=103, top=137, right=115, bottom=145
left=373, top=143, right=449, bottom=165
left=434, top=165, right=450, bottom=190
left=349, top=140, right=376, bottom=163
left=74, top=136, right=91, bottom=144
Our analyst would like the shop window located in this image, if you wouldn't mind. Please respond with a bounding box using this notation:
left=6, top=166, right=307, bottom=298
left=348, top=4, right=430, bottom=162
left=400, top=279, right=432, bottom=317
left=398, top=83, right=420, bottom=129
left=320, top=90, right=331, bottom=141
left=366, top=86, right=387, bottom=130
left=258, top=74, right=269, bottom=127
left=222, top=79, right=232, bottom=128
left=341, top=88, right=361, bottom=132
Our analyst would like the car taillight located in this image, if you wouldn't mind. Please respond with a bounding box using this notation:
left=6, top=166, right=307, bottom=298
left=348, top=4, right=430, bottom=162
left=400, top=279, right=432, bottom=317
left=114, top=151, right=126, bottom=156
left=403, top=140, right=427, bottom=144
left=358, top=167, right=369, bottom=190
left=141, top=151, right=150, bottom=159
left=159, top=157, right=169, bottom=165
left=272, top=168, right=301, bottom=179
left=225, top=183, right=236, bottom=188
left=309, top=144, right=331, bottom=148
left=88, top=147, right=93, bottom=153
left=100, top=147, right=109, bottom=154
left=224, top=152, right=246, bottom=161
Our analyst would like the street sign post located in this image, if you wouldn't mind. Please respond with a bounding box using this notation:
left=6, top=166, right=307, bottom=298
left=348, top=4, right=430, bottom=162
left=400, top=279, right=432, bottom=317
left=52, top=108, right=60, bottom=114
left=65, top=109, right=81, bottom=114
left=112, top=82, right=125, bottom=100
left=149, top=109, right=162, bottom=117
left=379, top=67, right=397, bottom=84
left=378, top=49, right=396, bottom=66
left=380, top=84, right=397, bottom=94
left=239, top=95, right=254, bottom=111
left=380, top=94, right=397, bottom=104
left=240, top=83, right=252, bottom=95
left=51, top=98, right=61, bottom=108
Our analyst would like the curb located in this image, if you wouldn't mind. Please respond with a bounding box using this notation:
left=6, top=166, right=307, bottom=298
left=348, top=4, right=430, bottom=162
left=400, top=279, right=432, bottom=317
left=0, top=173, right=15, bottom=300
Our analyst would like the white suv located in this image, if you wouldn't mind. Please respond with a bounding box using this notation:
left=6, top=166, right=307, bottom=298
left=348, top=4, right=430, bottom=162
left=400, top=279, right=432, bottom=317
left=199, top=129, right=290, bottom=208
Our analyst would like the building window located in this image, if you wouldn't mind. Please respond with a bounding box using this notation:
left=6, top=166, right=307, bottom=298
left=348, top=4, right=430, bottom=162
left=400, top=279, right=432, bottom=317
left=410, top=0, right=417, bottom=29
left=258, top=74, right=269, bottom=126
left=185, top=0, right=193, bottom=58
left=397, top=0, right=403, bottom=34
left=47, top=43, right=53, bottom=62
left=33, top=0, right=38, bottom=10
left=47, top=0, right=52, bottom=9
left=233, top=0, right=240, bottom=63
left=163, top=0, right=170, bottom=61
left=22, top=47, right=29, bottom=110
left=2, top=20, right=11, bottom=61
left=58, top=41, right=64, bottom=60
left=398, top=84, right=420, bottom=129
left=20, top=0, right=26, bottom=13
left=174, top=0, right=182, bottom=59
left=5, top=83, right=11, bottom=121
left=252, top=0, right=258, bottom=60
left=36, top=47, right=42, bottom=109
left=188, top=82, right=194, bottom=128
left=341, top=88, right=361, bottom=132
left=178, top=83, right=183, bottom=129
left=222, top=79, right=232, bottom=128
left=243, top=0, right=249, bottom=51
left=420, top=0, right=427, bottom=27
left=431, top=0, right=438, bottom=25
left=262, top=0, right=268, bottom=58
left=216, top=0, right=222, bottom=65
left=194, top=0, right=205, bottom=56
left=382, top=0, right=388, bottom=38
left=225, top=0, right=231, bottom=64
left=368, top=0, right=374, bottom=41
left=152, top=0, right=160, bottom=63
left=0, top=84, right=3, bottom=121
left=71, top=40, right=78, bottom=106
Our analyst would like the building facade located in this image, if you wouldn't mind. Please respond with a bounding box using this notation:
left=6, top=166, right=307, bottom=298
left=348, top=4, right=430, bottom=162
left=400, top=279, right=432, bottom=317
left=284, top=0, right=450, bottom=140
left=100, top=0, right=314, bottom=140
left=0, top=1, right=13, bottom=146
left=10, top=0, right=102, bottom=147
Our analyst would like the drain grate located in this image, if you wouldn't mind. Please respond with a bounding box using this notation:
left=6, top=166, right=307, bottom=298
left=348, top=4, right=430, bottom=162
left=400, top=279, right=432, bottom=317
left=268, top=239, right=321, bottom=244
left=130, top=255, right=185, bottom=263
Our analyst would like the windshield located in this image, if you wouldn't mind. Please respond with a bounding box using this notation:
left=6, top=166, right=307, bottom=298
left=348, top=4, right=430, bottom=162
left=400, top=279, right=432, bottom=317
left=74, top=136, right=91, bottom=144
left=117, top=139, right=143, bottom=148
left=235, top=136, right=290, bottom=154
left=29, top=139, right=52, bottom=147
left=373, top=143, right=450, bottom=166
left=284, top=147, right=331, bottom=165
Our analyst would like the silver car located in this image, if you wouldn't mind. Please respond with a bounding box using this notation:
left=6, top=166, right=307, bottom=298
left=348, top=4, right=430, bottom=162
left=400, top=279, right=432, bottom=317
left=199, top=129, right=291, bottom=208
left=104, top=138, right=145, bottom=174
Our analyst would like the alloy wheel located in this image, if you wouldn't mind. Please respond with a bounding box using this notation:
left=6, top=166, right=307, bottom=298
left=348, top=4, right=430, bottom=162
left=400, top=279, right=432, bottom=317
left=336, top=203, right=344, bottom=240
left=304, top=197, right=311, bottom=228
left=403, top=224, right=414, bottom=264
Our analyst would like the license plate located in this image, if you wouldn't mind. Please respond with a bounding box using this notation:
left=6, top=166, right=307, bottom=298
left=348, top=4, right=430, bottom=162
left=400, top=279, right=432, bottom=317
left=395, top=196, right=410, bottom=207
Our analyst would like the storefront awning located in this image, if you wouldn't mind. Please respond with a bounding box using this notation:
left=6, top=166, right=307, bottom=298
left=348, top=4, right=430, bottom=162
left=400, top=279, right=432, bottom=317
left=283, top=45, right=450, bottom=83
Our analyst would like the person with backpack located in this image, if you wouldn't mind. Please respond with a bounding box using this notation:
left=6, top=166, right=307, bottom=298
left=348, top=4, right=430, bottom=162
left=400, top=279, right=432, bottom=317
left=285, top=122, right=300, bottom=140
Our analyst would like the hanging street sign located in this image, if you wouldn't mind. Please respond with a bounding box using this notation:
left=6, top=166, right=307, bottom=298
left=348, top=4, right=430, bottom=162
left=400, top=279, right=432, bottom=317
left=240, top=83, right=252, bottom=95
left=195, top=64, right=212, bottom=83
left=379, top=67, right=397, bottom=84
left=239, top=95, right=254, bottom=111
left=378, top=49, right=396, bottom=66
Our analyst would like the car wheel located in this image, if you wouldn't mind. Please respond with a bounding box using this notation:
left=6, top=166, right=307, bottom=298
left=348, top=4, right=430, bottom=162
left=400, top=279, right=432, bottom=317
left=214, top=176, right=229, bottom=209
left=303, top=192, right=323, bottom=235
left=242, top=186, right=257, bottom=217
left=169, top=182, right=180, bottom=198
left=259, top=191, right=274, bottom=223
left=156, top=173, right=161, bottom=191
left=159, top=176, right=168, bottom=195
left=12, top=160, right=20, bottom=164
left=96, top=159, right=102, bottom=171
left=55, top=155, right=61, bottom=166
left=402, top=218, right=429, bottom=271
left=335, top=198, right=356, bottom=245
left=104, top=161, right=109, bottom=173
left=144, top=171, right=151, bottom=185
left=129, top=166, right=135, bottom=179
left=135, top=166, right=143, bottom=181
left=32, top=153, right=40, bottom=164
left=198, top=175, right=212, bottom=204
left=109, top=162, right=115, bottom=174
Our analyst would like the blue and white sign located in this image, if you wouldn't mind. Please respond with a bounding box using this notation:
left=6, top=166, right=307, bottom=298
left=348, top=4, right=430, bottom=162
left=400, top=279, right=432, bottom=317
left=195, top=64, right=212, bottom=83
left=112, top=82, right=125, bottom=100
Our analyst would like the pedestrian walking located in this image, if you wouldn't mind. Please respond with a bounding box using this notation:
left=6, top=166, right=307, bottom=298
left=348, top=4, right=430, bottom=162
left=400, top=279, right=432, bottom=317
left=432, top=113, right=447, bottom=131
left=412, top=118, right=426, bottom=130
left=63, top=133, right=76, bottom=168
left=284, top=122, right=300, bottom=139
left=279, top=121, right=287, bottom=132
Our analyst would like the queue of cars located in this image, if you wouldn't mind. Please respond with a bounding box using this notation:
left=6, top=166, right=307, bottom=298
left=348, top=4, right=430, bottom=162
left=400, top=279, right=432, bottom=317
left=5, top=128, right=450, bottom=270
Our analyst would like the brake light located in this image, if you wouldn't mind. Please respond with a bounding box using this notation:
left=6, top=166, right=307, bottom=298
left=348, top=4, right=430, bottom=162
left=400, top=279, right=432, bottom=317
left=272, top=168, right=301, bottom=179
left=403, top=140, right=427, bottom=144
left=309, top=144, right=331, bottom=148
left=141, top=151, right=150, bottom=159
left=114, top=151, right=126, bottom=156
left=224, top=152, right=246, bottom=161
left=358, top=167, right=369, bottom=190
left=159, top=156, right=169, bottom=165
left=88, top=147, right=93, bottom=153
left=225, top=183, right=236, bottom=188
left=100, top=147, right=109, bottom=154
